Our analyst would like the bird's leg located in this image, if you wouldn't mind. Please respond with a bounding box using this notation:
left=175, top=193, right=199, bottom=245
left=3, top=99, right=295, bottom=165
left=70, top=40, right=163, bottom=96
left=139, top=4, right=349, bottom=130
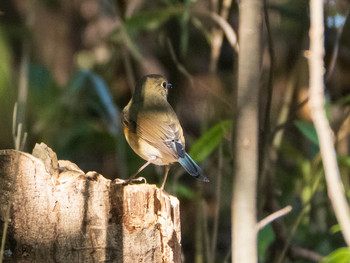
left=114, top=160, right=152, bottom=185
left=160, top=165, right=171, bottom=190
left=130, top=160, right=152, bottom=183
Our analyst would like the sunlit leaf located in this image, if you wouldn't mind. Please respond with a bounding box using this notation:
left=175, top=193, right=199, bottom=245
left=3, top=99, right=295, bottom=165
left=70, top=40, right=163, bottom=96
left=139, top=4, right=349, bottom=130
left=189, top=120, right=232, bottom=163
left=321, top=247, right=350, bottom=263
left=294, top=120, right=319, bottom=146
left=330, top=224, right=341, bottom=234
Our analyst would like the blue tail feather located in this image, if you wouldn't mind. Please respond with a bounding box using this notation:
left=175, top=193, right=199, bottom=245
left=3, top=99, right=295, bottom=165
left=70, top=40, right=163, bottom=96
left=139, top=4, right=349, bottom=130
left=178, top=153, right=209, bottom=182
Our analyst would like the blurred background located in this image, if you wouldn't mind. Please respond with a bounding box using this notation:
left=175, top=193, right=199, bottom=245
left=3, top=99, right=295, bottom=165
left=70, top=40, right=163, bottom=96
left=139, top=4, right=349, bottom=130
left=1, top=0, right=350, bottom=262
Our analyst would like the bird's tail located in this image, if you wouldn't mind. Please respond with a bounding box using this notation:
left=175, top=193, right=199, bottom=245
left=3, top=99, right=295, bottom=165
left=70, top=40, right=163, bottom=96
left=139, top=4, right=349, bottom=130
left=178, top=153, right=209, bottom=182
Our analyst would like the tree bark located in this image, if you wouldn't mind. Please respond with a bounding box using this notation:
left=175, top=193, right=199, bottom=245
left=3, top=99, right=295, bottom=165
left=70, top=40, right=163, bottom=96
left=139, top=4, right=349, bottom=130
left=231, top=0, right=262, bottom=262
left=0, top=144, right=181, bottom=262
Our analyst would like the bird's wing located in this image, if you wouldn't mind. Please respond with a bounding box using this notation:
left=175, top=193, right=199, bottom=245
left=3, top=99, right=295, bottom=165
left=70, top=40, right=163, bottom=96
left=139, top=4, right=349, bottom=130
left=136, top=111, right=186, bottom=160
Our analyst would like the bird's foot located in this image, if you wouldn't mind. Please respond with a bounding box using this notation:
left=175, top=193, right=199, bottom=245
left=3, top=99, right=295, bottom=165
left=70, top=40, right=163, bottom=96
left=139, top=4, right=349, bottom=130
left=114, top=176, right=147, bottom=185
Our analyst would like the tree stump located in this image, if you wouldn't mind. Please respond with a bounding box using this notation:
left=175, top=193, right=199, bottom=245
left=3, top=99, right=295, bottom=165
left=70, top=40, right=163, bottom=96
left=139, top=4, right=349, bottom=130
left=0, top=143, right=181, bottom=262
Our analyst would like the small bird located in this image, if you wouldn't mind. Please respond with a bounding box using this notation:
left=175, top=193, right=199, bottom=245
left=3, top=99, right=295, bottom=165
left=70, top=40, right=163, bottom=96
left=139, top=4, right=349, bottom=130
left=121, top=74, right=209, bottom=189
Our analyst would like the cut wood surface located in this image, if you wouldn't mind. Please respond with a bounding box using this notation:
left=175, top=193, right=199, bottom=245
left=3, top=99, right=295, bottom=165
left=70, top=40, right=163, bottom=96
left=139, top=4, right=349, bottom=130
left=0, top=143, right=181, bottom=262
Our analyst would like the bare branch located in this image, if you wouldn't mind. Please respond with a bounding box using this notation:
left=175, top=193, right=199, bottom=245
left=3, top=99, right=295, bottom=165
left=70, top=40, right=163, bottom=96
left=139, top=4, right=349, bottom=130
left=289, top=245, right=324, bottom=262
left=308, top=0, right=350, bottom=247
left=192, top=10, right=239, bottom=53
left=256, top=205, right=292, bottom=231
left=209, top=0, right=234, bottom=73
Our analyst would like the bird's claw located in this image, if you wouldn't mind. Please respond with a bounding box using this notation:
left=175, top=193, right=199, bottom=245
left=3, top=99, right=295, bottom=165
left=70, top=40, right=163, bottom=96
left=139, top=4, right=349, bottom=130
left=114, top=176, right=147, bottom=185
left=132, top=176, right=147, bottom=184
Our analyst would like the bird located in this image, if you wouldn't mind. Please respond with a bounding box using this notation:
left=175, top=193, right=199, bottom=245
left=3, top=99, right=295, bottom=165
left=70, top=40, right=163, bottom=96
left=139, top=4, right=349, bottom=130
left=121, top=74, right=209, bottom=190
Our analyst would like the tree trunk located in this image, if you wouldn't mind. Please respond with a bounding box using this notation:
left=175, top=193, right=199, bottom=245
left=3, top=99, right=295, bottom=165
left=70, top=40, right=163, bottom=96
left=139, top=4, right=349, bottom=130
left=232, top=0, right=262, bottom=262
left=0, top=144, right=181, bottom=262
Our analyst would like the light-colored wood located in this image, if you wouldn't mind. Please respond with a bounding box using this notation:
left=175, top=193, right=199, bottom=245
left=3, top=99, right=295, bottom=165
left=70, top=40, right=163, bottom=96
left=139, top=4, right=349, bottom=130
left=0, top=145, right=181, bottom=262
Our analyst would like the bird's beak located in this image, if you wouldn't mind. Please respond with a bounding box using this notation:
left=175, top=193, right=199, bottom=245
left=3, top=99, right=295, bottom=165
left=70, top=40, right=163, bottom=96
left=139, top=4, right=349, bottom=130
left=167, top=83, right=172, bottom=89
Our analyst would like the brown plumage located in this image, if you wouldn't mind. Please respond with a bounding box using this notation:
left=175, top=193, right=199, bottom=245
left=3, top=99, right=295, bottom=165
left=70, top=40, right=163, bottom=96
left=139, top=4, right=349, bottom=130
left=122, top=74, right=209, bottom=189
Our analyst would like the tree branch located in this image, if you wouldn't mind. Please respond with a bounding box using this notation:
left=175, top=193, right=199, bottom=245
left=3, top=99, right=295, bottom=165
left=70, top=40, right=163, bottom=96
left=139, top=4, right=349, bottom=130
left=308, top=0, right=350, bottom=247
left=257, top=205, right=292, bottom=231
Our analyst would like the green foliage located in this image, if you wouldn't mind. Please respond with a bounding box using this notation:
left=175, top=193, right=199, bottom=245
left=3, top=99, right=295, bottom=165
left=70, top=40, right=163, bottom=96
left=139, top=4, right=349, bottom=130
left=330, top=224, right=341, bottom=234
left=294, top=120, right=319, bottom=146
left=322, top=248, right=350, bottom=263
left=110, top=4, right=185, bottom=61
left=176, top=184, right=195, bottom=199
left=124, top=5, right=184, bottom=35
left=0, top=28, right=12, bottom=96
left=69, top=70, right=120, bottom=136
left=189, top=120, right=232, bottom=163
left=337, top=94, right=350, bottom=106
left=337, top=155, right=350, bottom=195
left=28, top=66, right=120, bottom=161
left=258, top=224, right=274, bottom=262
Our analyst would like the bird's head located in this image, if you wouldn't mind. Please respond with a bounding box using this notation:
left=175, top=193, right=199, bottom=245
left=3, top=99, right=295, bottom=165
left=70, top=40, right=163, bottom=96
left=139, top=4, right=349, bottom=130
left=135, top=74, right=172, bottom=100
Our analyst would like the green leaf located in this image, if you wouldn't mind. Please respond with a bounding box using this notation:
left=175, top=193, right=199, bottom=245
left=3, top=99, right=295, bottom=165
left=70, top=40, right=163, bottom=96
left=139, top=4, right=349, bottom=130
left=322, top=247, right=350, bottom=263
left=124, top=5, right=184, bottom=36
left=109, top=5, right=186, bottom=61
left=67, top=70, right=120, bottom=136
left=0, top=28, right=12, bottom=96
left=294, top=120, right=319, bottom=146
left=189, top=120, right=232, bottom=163
left=258, top=224, right=274, bottom=262
left=89, top=72, right=120, bottom=136
left=338, top=155, right=350, bottom=168
left=330, top=224, right=341, bottom=234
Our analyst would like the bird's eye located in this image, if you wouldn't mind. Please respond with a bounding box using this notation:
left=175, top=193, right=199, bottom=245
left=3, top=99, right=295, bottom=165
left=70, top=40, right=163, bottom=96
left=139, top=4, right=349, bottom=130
left=161, top=81, right=167, bottom=89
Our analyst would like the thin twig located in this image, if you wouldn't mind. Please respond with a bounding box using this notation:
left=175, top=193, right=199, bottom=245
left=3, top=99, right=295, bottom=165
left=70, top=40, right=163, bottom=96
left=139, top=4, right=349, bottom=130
left=258, top=62, right=299, bottom=215
left=166, top=38, right=194, bottom=87
left=194, top=188, right=204, bottom=263
left=256, top=205, right=292, bottom=231
left=209, top=0, right=233, bottom=73
left=260, top=0, right=275, bottom=170
left=325, top=10, right=350, bottom=82
left=210, top=144, right=223, bottom=263
left=203, top=200, right=211, bottom=263
left=122, top=47, right=136, bottom=91
left=192, top=10, right=239, bottom=53
left=309, top=0, right=350, bottom=247
left=276, top=160, right=323, bottom=263
left=289, top=245, right=324, bottom=262
left=270, top=96, right=309, bottom=137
